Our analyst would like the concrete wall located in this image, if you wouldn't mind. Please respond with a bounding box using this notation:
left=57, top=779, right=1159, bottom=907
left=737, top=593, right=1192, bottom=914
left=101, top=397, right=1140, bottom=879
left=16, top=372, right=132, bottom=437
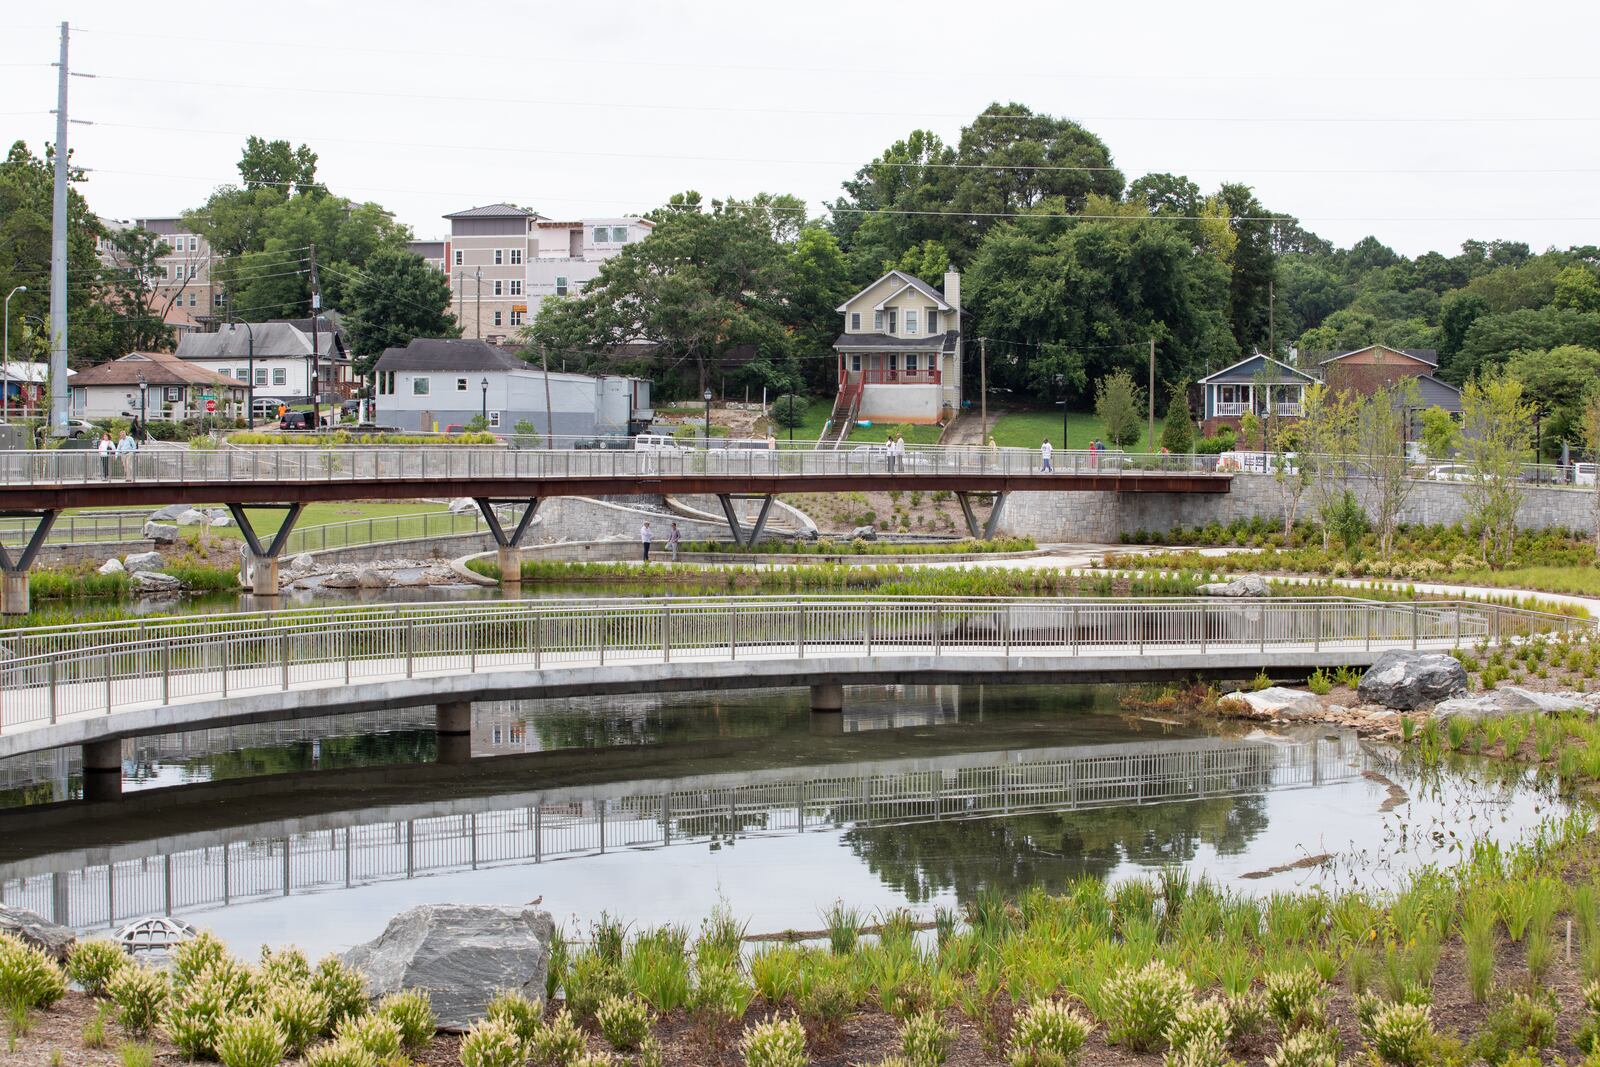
left=999, top=473, right=1600, bottom=543
left=859, top=383, right=941, bottom=424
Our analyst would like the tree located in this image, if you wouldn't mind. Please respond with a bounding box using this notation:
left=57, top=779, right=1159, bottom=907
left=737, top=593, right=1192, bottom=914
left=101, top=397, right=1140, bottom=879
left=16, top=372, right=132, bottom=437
left=342, top=248, right=460, bottom=376
left=1352, top=380, right=1420, bottom=557
left=1216, top=184, right=1278, bottom=353
left=1094, top=370, right=1143, bottom=448
left=1159, top=382, right=1194, bottom=453
left=99, top=226, right=179, bottom=353
left=1418, top=405, right=1459, bottom=461
left=1506, top=345, right=1600, bottom=457
left=1296, top=382, right=1358, bottom=550
left=238, top=136, right=319, bottom=194
left=1452, top=308, right=1600, bottom=383
left=1553, top=266, right=1600, bottom=312
left=784, top=226, right=853, bottom=394
left=1580, top=390, right=1600, bottom=555
left=1459, top=371, right=1531, bottom=568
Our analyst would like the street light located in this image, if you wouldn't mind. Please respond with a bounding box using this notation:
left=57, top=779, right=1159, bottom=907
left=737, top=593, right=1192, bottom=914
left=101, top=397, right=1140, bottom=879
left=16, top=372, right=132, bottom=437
left=480, top=376, right=489, bottom=424
left=228, top=319, right=255, bottom=428
left=1053, top=374, right=1068, bottom=451
left=135, top=372, right=148, bottom=440
left=3, top=285, right=26, bottom=423
left=703, top=387, right=713, bottom=448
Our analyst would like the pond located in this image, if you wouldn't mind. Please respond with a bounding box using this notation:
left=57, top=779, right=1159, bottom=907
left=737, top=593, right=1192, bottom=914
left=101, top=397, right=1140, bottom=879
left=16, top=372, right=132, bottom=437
left=0, top=683, right=1565, bottom=958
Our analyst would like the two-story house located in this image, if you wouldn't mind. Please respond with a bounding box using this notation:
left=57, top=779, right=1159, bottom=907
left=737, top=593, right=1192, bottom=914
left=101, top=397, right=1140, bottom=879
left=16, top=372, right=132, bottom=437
left=830, top=269, right=962, bottom=428
left=173, top=316, right=352, bottom=406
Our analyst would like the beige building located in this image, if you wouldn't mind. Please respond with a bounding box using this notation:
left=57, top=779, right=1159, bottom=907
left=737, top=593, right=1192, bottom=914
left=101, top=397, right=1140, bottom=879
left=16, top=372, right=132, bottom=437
left=135, top=217, right=219, bottom=335
left=831, top=269, right=963, bottom=425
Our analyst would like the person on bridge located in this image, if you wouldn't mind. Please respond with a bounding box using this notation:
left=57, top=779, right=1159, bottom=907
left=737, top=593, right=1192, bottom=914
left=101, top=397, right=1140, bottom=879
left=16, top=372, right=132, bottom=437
left=97, top=432, right=115, bottom=480
left=1040, top=437, right=1053, bottom=473
left=116, top=430, right=138, bottom=481
left=641, top=521, right=653, bottom=561
left=668, top=521, right=681, bottom=562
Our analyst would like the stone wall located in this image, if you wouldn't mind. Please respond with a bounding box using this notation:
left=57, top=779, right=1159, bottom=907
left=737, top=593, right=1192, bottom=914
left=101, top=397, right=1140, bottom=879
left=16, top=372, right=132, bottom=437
left=999, top=474, right=1600, bottom=544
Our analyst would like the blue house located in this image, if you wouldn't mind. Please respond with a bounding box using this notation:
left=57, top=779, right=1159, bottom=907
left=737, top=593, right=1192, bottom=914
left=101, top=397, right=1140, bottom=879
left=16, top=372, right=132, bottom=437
left=1196, top=354, right=1317, bottom=432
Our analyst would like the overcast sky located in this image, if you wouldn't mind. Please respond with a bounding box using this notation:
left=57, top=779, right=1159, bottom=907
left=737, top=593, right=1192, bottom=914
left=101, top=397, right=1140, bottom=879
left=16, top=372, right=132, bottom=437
left=4, top=0, right=1598, bottom=259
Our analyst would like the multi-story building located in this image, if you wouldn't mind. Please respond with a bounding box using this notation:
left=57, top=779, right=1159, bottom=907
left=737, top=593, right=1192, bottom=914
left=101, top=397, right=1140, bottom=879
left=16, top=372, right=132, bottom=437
left=134, top=217, right=218, bottom=335
left=525, top=216, right=651, bottom=320
left=406, top=239, right=447, bottom=274
left=830, top=268, right=963, bottom=426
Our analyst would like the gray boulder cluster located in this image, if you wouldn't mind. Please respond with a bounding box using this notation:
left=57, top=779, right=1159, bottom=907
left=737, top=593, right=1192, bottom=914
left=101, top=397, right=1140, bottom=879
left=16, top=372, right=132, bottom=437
left=143, top=504, right=230, bottom=543
left=1198, top=574, right=1271, bottom=597
left=1219, top=686, right=1325, bottom=719
left=279, top=556, right=474, bottom=592
left=1433, top=685, right=1596, bottom=722
left=99, top=548, right=193, bottom=595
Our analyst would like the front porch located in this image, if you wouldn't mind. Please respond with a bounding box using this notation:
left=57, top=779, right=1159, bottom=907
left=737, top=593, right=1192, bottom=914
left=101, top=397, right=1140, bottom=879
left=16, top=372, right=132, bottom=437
left=836, top=352, right=944, bottom=425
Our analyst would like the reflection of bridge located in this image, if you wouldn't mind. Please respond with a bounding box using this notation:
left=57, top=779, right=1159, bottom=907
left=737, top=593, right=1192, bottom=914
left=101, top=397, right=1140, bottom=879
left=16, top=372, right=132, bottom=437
left=0, top=595, right=1572, bottom=798
left=0, top=734, right=1360, bottom=932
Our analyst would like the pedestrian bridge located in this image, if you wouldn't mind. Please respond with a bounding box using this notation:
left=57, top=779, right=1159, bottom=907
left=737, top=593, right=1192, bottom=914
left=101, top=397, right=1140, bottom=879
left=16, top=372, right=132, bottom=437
left=0, top=596, right=1575, bottom=789
left=0, top=733, right=1360, bottom=932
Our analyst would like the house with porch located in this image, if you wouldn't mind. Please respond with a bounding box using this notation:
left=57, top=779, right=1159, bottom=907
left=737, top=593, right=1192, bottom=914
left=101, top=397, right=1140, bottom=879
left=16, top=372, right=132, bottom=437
left=69, top=351, right=247, bottom=422
left=830, top=269, right=962, bottom=431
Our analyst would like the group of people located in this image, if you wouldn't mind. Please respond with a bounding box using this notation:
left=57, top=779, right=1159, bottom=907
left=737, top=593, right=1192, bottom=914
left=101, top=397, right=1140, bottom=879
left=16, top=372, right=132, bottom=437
left=1038, top=436, right=1109, bottom=473
left=884, top=433, right=909, bottom=472
left=96, top=430, right=139, bottom=480
left=639, top=520, right=682, bottom=562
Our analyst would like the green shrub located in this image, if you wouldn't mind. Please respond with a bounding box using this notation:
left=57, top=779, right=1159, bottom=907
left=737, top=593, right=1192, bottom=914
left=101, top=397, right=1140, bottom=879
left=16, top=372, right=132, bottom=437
left=310, top=955, right=369, bottom=1030
left=165, top=976, right=235, bottom=1059
left=377, top=989, right=436, bottom=1049
left=1261, top=968, right=1326, bottom=1034
left=485, top=988, right=543, bottom=1043
left=1164, top=1031, right=1238, bottom=1067
left=797, top=971, right=853, bottom=1034
left=900, top=1009, right=956, bottom=1065
left=740, top=1015, right=807, bottom=1067
left=568, top=1055, right=619, bottom=1067
left=1264, top=1027, right=1339, bottom=1067
left=264, top=983, right=328, bottom=1056
left=1306, top=669, right=1332, bottom=696
left=257, top=946, right=311, bottom=987
left=107, top=966, right=167, bottom=1035
left=563, top=951, right=628, bottom=1023
left=301, top=1037, right=379, bottom=1067
left=214, top=1013, right=287, bottom=1067
left=337, top=1013, right=405, bottom=1061
left=594, top=994, right=652, bottom=1051
left=693, top=963, right=753, bottom=1037
left=171, top=931, right=229, bottom=991
left=82, top=1003, right=112, bottom=1048
left=1471, top=992, right=1557, bottom=1063
left=1164, top=997, right=1231, bottom=1054
left=1366, top=1002, right=1433, bottom=1067
left=66, top=940, right=128, bottom=996
left=751, top=946, right=803, bottom=1005
left=0, top=933, right=69, bottom=1009
left=1223, top=992, right=1266, bottom=1041
left=459, top=1017, right=525, bottom=1067
left=116, top=1042, right=156, bottom=1067
left=1009, top=999, right=1093, bottom=1066
left=1102, top=959, right=1193, bottom=1051
left=528, top=1009, right=585, bottom=1067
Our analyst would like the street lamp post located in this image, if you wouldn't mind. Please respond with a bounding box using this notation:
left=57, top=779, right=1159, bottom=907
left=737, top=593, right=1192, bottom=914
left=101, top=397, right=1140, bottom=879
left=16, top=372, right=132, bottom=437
left=703, top=387, right=713, bottom=448
left=135, top=372, right=147, bottom=440
left=3, top=285, right=26, bottom=423
left=480, top=376, right=489, bottom=424
left=228, top=319, right=255, bottom=428
left=1054, top=374, right=1068, bottom=451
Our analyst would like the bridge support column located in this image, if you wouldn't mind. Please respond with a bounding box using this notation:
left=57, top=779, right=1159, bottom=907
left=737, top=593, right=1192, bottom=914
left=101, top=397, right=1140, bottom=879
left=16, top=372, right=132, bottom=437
left=226, top=503, right=304, bottom=599
left=0, top=509, right=57, bottom=615
left=717, top=494, right=775, bottom=548
left=810, top=682, right=844, bottom=713
left=475, top=498, right=540, bottom=589
left=435, top=700, right=473, bottom=765
left=82, top=738, right=123, bottom=802
left=955, top=492, right=1008, bottom=540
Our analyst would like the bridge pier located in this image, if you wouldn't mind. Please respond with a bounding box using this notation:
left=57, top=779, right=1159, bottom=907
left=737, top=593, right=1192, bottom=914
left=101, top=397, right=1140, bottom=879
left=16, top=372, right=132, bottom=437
left=226, top=503, right=304, bottom=599
left=435, top=700, right=473, bottom=765
left=954, top=491, right=1008, bottom=540
left=810, top=682, right=844, bottom=713
left=717, top=494, right=775, bottom=548
left=475, top=498, right=540, bottom=589
left=0, top=509, right=57, bottom=615
left=82, top=738, right=123, bottom=801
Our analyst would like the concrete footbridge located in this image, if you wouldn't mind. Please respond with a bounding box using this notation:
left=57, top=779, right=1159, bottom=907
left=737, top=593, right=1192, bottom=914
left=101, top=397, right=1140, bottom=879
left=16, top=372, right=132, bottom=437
left=0, top=446, right=1229, bottom=608
left=0, top=595, right=1577, bottom=798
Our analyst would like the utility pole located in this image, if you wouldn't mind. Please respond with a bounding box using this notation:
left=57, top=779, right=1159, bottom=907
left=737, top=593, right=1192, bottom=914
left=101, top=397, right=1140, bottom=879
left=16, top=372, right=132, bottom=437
left=308, top=242, right=321, bottom=430
left=1148, top=337, right=1156, bottom=451
left=978, top=337, right=988, bottom=446
left=47, top=22, right=70, bottom=436
left=474, top=268, right=482, bottom=340
left=540, top=343, right=554, bottom=449
left=1268, top=279, right=1276, bottom=358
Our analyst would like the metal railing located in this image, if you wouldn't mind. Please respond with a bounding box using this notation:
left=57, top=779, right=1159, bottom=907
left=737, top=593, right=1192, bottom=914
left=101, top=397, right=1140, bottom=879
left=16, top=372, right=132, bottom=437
left=0, top=596, right=1578, bottom=737
left=0, top=734, right=1359, bottom=930
left=0, top=507, right=493, bottom=554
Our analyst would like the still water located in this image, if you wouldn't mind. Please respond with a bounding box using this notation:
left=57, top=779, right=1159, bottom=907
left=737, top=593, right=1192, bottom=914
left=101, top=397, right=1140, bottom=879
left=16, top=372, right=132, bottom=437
left=0, top=684, right=1565, bottom=957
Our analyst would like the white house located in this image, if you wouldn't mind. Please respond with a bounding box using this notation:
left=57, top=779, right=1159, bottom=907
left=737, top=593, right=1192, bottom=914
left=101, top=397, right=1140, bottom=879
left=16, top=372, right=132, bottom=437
left=831, top=269, right=962, bottom=426
left=524, top=217, right=653, bottom=318
left=173, top=317, right=352, bottom=405
left=69, top=351, right=246, bottom=421
left=373, top=338, right=651, bottom=437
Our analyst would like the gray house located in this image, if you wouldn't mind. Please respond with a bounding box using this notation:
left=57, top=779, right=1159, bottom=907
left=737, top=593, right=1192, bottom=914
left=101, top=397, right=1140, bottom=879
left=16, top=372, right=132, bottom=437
left=373, top=338, right=651, bottom=438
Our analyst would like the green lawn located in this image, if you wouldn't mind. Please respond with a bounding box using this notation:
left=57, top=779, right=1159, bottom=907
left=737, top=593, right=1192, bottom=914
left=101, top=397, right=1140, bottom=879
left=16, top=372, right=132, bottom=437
left=844, top=421, right=945, bottom=445
left=987, top=408, right=1167, bottom=452
left=198, top=501, right=457, bottom=549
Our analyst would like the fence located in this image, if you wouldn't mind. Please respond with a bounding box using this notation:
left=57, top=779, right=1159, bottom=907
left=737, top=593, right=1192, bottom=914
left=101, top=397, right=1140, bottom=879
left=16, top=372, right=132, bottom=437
left=0, top=596, right=1579, bottom=736
left=0, top=734, right=1359, bottom=930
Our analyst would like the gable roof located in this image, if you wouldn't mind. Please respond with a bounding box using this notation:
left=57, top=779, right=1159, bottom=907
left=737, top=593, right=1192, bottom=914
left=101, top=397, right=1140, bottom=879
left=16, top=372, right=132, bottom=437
left=73, top=351, right=243, bottom=389
left=373, top=338, right=529, bottom=373
left=835, top=270, right=953, bottom=314
left=173, top=322, right=342, bottom=361
left=443, top=203, right=539, bottom=220
left=1197, top=353, right=1317, bottom=386
left=1316, top=344, right=1438, bottom=368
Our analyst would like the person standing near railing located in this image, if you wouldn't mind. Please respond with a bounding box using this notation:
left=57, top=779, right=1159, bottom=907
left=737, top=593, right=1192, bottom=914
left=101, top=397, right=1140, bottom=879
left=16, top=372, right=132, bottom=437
left=96, top=432, right=114, bottom=480
left=640, top=520, right=653, bottom=562
left=116, top=430, right=138, bottom=481
left=1040, top=437, right=1053, bottom=473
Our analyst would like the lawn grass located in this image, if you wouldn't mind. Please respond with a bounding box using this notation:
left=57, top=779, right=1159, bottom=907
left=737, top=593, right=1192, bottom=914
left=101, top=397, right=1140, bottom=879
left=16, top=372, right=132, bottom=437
left=843, top=421, right=944, bottom=445
left=196, top=501, right=456, bottom=547
left=988, top=407, right=1166, bottom=452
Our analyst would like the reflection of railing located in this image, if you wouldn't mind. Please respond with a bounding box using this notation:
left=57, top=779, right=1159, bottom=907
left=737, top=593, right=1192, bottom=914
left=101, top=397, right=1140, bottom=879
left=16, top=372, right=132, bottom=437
left=0, top=735, right=1360, bottom=931
left=0, top=596, right=1575, bottom=739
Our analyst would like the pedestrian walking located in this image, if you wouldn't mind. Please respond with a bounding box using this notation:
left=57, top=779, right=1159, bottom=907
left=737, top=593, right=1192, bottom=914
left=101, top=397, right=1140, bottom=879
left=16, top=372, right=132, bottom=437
left=640, top=520, right=653, bottom=561
left=116, top=429, right=138, bottom=480
left=1040, top=438, right=1053, bottom=473
left=97, top=432, right=114, bottom=480
left=668, top=521, right=681, bottom=562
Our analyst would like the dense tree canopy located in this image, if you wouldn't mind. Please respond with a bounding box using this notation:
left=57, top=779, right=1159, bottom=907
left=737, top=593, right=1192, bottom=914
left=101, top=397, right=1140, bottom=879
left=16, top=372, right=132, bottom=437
left=342, top=248, right=460, bottom=376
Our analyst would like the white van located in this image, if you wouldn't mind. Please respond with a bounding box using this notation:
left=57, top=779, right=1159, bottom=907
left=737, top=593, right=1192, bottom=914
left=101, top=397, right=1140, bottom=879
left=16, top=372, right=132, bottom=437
left=1574, top=462, right=1597, bottom=487
left=633, top=433, right=690, bottom=452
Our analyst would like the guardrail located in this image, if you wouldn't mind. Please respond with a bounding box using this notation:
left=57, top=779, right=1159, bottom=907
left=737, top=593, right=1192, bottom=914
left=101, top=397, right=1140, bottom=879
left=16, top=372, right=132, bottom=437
left=0, top=596, right=1579, bottom=737
left=0, top=507, right=490, bottom=553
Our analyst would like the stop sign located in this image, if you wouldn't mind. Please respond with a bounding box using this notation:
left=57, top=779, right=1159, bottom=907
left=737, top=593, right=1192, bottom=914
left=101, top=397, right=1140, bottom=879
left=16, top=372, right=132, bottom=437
left=205, top=399, right=216, bottom=413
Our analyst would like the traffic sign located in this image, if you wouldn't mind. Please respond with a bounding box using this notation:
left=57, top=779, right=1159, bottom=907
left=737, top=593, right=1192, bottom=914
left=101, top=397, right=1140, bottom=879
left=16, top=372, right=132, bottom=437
left=205, top=399, right=216, bottom=413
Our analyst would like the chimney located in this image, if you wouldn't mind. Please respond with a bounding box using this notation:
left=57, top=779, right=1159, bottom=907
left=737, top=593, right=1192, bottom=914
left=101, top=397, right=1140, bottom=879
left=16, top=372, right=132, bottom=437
left=943, top=269, right=961, bottom=313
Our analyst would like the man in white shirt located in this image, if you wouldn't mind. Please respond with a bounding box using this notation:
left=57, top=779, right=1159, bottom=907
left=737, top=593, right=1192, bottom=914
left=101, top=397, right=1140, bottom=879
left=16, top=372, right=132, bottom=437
left=1040, top=438, right=1053, bottom=473
left=640, top=521, right=653, bottom=561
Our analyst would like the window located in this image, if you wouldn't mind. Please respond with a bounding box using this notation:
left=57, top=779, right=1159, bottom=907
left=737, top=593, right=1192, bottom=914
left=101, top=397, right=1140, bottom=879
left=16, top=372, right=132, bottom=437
left=927, top=307, right=938, bottom=333
left=612, top=226, right=628, bottom=242
left=555, top=276, right=568, bottom=296
left=160, top=266, right=169, bottom=279
left=235, top=368, right=248, bottom=380
left=509, top=248, right=523, bottom=265
left=488, top=411, right=501, bottom=428
left=851, top=354, right=861, bottom=372
left=188, top=236, right=197, bottom=252
left=905, top=310, right=918, bottom=334
left=492, top=280, right=504, bottom=296
left=906, top=354, right=919, bottom=372
left=888, top=353, right=898, bottom=371
left=213, top=292, right=226, bottom=307
left=594, top=226, right=608, bottom=243
left=188, top=265, right=197, bottom=278
left=887, top=310, right=897, bottom=333
left=509, top=279, right=523, bottom=296
left=188, top=292, right=197, bottom=306
left=493, top=249, right=504, bottom=265
left=412, top=376, right=430, bottom=396
left=492, top=310, right=503, bottom=326
left=377, top=371, right=394, bottom=395
left=453, top=249, right=463, bottom=266
left=255, top=368, right=268, bottom=386
left=510, top=309, right=524, bottom=326
left=873, top=311, right=884, bottom=331
left=164, top=387, right=182, bottom=402
left=273, top=368, right=287, bottom=386
left=850, top=312, right=860, bottom=331
left=456, top=377, right=468, bottom=391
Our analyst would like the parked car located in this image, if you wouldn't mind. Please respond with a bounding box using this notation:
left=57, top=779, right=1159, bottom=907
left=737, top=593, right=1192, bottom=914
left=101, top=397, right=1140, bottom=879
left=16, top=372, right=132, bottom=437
left=1574, top=463, right=1598, bottom=487
left=1426, top=464, right=1473, bottom=483
left=1217, top=450, right=1298, bottom=474
left=279, top=411, right=319, bottom=431
left=633, top=433, right=691, bottom=452
left=60, top=418, right=97, bottom=439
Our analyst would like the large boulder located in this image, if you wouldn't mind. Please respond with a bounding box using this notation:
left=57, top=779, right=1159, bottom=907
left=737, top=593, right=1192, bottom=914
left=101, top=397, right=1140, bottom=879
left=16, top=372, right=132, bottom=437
left=1357, top=650, right=1468, bottom=710
left=148, top=504, right=189, bottom=522
left=175, top=509, right=208, bottom=527
left=1433, top=694, right=1518, bottom=722
left=1435, top=687, right=1589, bottom=722
left=448, top=497, right=478, bottom=514
left=142, top=522, right=179, bottom=544
left=0, top=904, right=75, bottom=961
left=356, top=567, right=392, bottom=590
left=1198, top=574, right=1271, bottom=597
left=850, top=525, right=878, bottom=541
left=97, top=557, right=125, bottom=576
left=123, top=551, right=165, bottom=574
left=1220, top=686, right=1325, bottom=719
left=344, top=904, right=554, bottom=1031
left=130, top=571, right=184, bottom=595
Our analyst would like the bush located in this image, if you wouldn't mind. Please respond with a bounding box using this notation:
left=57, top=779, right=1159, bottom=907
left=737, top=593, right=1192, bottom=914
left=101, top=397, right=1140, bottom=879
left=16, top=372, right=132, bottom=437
left=563, top=951, right=628, bottom=1023
left=1264, top=1027, right=1339, bottom=1067
left=214, top=1013, right=287, bottom=1067
left=1164, top=1031, right=1238, bottom=1067
left=337, top=1013, right=405, bottom=1061
left=1366, top=1002, right=1433, bottom=1067
left=1471, top=992, right=1557, bottom=1062
left=310, top=955, right=369, bottom=1030
left=486, top=988, right=544, bottom=1043
left=0, top=932, right=69, bottom=1009
left=459, top=1017, right=525, bottom=1067
left=164, top=980, right=231, bottom=1059
left=107, top=966, right=167, bottom=1035
left=257, top=946, right=311, bottom=987
left=1164, top=997, right=1231, bottom=1054
left=1010, top=999, right=1093, bottom=1066
left=740, top=1015, right=808, bottom=1067
left=528, top=1009, right=586, bottom=1067
left=66, top=940, right=128, bottom=996
left=693, top=962, right=753, bottom=1035
left=1262, top=968, right=1326, bottom=1034
left=900, top=1009, right=957, bottom=1065
left=302, top=1037, right=380, bottom=1067
left=265, top=983, right=328, bottom=1056
left=171, top=931, right=229, bottom=991
left=377, top=989, right=436, bottom=1049
left=1103, top=959, right=1193, bottom=1051
left=595, top=994, right=652, bottom=1051
left=771, top=395, right=809, bottom=430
